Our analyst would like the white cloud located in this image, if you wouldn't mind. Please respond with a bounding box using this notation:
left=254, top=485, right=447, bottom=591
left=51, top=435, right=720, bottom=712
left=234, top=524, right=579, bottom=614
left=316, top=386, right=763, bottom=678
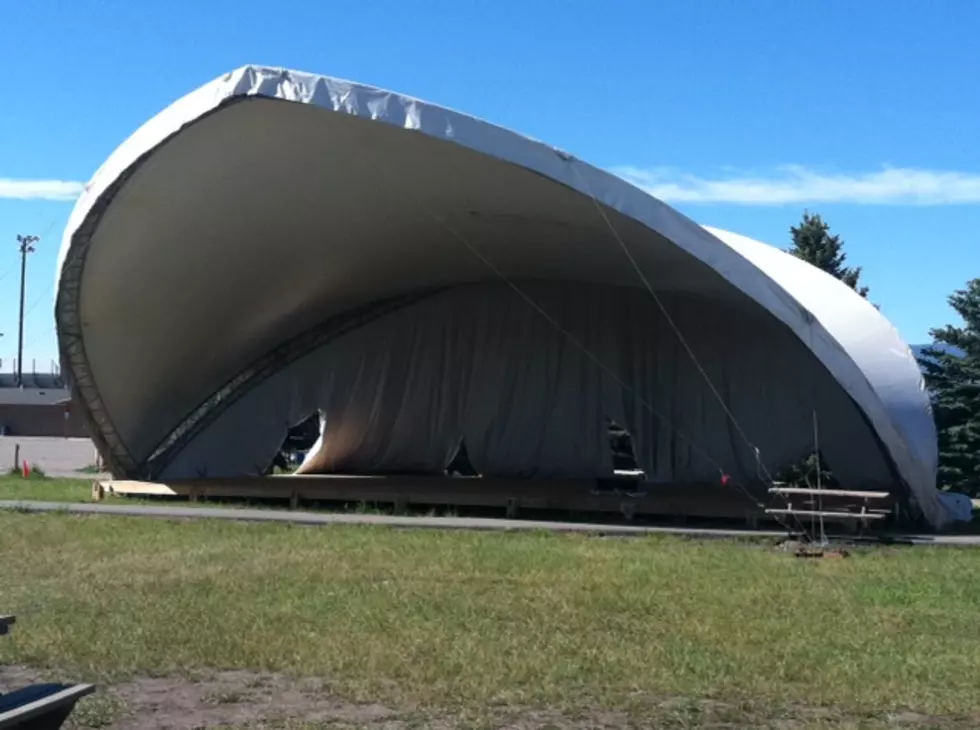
left=6, top=166, right=980, bottom=206
left=0, top=178, right=85, bottom=201
left=614, top=165, right=980, bottom=206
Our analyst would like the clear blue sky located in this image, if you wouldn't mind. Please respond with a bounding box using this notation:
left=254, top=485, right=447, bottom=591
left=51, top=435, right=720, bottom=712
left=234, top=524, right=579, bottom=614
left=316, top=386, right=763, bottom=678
left=2, top=0, right=978, bottom=369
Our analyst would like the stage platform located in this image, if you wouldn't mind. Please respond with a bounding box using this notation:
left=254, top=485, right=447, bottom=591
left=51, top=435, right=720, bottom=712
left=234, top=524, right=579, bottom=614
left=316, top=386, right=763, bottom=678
left=92, top=475, right=900, bottom=529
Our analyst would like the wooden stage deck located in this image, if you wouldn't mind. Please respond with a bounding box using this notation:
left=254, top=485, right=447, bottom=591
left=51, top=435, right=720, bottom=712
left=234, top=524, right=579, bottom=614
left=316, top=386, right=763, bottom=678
left=93, top=475, right=901, bottom=529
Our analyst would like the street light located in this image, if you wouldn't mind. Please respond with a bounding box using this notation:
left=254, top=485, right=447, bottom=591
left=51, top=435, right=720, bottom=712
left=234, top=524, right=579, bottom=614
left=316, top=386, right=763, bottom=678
left=14, top=235, right=39, bottom=387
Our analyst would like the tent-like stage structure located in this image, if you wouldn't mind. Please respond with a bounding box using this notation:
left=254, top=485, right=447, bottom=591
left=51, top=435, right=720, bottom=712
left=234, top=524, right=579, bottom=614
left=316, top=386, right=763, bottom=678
left=58, top=65, right=950, bottom=528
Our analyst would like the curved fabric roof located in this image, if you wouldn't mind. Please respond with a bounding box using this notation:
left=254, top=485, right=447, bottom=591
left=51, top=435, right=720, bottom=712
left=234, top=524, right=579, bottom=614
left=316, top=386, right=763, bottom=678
left=56, top=65, right=948, bottom=527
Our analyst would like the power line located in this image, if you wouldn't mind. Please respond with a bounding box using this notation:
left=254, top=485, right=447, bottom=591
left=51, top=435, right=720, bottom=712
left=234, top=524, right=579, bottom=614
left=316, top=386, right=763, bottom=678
left=0, top=257, right=18, bottom=285
left=24, top=285, right=53, bottom=318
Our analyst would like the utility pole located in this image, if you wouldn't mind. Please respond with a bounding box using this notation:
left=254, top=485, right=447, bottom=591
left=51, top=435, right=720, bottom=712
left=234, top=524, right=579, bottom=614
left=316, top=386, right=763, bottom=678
left=15, top=235, right=38, bottom=387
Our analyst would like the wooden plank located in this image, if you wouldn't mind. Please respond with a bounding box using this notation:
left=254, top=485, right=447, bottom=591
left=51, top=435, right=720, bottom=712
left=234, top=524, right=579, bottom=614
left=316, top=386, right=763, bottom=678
left=787, top=500, right=892, bottom=514
left=765, top=508, right=887, bottom=520
left=100, top=480, right=178, bottom=497
left=768, top=488, right=891, bottom=499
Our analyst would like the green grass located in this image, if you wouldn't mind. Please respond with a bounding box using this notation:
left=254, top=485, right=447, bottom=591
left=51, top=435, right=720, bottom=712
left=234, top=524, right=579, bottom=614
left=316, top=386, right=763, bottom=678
left=0, top=474, right=93, bottom=501
left=2, top=512, right=980, bottom=727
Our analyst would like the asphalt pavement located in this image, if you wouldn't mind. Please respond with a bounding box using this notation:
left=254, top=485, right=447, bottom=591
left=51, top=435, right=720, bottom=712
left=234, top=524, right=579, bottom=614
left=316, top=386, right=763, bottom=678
left=0, top=436, right=103, bottom=478
left=1, top=499, right=978, bottom=545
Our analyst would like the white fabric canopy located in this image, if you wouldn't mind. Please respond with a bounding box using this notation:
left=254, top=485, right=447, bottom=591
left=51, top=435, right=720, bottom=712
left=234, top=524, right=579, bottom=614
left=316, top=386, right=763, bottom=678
left=55, top=65, right=948, bottom=527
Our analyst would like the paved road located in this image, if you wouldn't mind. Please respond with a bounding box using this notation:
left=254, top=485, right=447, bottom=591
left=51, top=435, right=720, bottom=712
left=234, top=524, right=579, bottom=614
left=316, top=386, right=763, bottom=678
left=0, top=436, right=102, bottom=478
left=0, top=500, right=789, bottom=537
left=1, top=500, right=978, bottom=545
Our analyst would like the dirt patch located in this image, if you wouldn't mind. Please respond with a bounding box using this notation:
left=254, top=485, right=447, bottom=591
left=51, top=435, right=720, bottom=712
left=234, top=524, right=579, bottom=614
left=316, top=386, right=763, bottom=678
left=3, top=665, right=978, bottom=729
left=2, top=667, right=395, bottom=729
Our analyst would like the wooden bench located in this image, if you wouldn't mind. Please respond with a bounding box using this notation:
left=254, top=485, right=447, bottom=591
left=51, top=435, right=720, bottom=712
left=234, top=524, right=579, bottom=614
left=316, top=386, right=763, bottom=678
left=768, top=488, right=891, bottom=500
left=766, top=487, right=893, bottom=532
left=765, top=508, right=887, bottom=520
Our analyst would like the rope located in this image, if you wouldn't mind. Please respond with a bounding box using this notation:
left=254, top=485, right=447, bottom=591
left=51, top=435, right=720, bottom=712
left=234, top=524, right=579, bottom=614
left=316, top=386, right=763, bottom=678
left=24, top=285, right=53, bottom=318
left=424, top=212, right=733, bottom=474
left=383, top=148, right=801, bottom=534
left=569, top=166, right=778, bottom=480
left=564, top=161, right=808, bottom=536
left=422, top=210, right=796, bottom=525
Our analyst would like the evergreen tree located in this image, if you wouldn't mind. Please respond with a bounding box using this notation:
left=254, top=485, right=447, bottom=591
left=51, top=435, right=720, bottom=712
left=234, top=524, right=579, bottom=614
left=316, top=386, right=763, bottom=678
left=788, top=211, right=869, bottom=297
left=776, top=212, right=870, bottom=489
left=919, top=279, right=980, bottom=496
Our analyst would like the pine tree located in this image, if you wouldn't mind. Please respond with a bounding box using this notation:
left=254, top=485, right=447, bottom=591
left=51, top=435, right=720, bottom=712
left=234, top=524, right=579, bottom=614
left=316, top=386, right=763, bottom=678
left=919, top=279, right=980, bottom=496
left=788, top=211, right=869, bottom=298
left=776, top=212, right=870, bottom=489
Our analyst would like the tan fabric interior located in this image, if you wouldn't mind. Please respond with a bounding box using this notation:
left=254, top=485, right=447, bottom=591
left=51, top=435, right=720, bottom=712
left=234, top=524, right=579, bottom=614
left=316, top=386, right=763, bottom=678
left=80, top=98, right=762, bottom=467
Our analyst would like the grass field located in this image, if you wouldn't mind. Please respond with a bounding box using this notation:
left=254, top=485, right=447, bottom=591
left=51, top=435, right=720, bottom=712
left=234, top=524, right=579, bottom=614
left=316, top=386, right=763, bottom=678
left=2, top=511, right=980, bottom=729
left=0, top=473, right=94, bottom=501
